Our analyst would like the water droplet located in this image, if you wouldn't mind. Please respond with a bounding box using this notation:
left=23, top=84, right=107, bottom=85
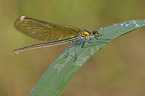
left=76, top=58, right=83, bottom=66
left=54, top=64, right=65, bottom=74
left=103, top=27, right=107, bottom=30
left=132, top=20, right=137, bottom=24
left=125, top=24, right=129, bottom=26
left=121, top=24, right=124, bottom=26
left=90, top=48, right=94, bottom=56
left=135, top=24, right=140, bottom=27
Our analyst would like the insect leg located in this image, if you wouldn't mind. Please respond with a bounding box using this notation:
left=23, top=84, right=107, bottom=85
left=73, top=43, right=77, bottom=61
left=81, top=41, right=85, bottom=48
left=64, top=41, right=72, bottom=58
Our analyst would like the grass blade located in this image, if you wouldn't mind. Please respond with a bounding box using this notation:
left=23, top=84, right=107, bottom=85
left=29, top=19, right=145, bottom=96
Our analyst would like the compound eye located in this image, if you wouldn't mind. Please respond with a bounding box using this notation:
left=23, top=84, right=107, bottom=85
left=93, top=30, right=99, bottom=37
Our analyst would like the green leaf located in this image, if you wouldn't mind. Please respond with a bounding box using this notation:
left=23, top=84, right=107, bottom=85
left=29, top=20, right=145, bottom=96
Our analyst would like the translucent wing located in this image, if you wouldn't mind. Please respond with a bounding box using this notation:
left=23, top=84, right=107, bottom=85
left=14, top=16, right=80, bottom=41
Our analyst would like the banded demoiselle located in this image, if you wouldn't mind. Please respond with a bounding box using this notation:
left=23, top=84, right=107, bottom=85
left=14, top=16, right=100, bottom=59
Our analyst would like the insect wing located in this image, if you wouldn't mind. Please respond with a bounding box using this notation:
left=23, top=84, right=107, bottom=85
left=14, top=16, right=80, bottom=41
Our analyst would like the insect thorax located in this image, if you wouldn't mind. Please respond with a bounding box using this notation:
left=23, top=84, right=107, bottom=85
left=79, top=29, right=92, bottom=40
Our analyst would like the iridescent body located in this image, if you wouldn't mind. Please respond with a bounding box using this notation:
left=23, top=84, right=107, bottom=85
left=14, top=16, right=100, bottom=54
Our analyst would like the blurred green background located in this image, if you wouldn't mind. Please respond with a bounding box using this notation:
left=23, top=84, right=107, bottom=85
left=1, top=0, right=145, bottom=96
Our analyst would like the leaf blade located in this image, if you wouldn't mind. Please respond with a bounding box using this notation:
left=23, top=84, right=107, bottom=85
left=29, top=19, right=145, bottom=96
